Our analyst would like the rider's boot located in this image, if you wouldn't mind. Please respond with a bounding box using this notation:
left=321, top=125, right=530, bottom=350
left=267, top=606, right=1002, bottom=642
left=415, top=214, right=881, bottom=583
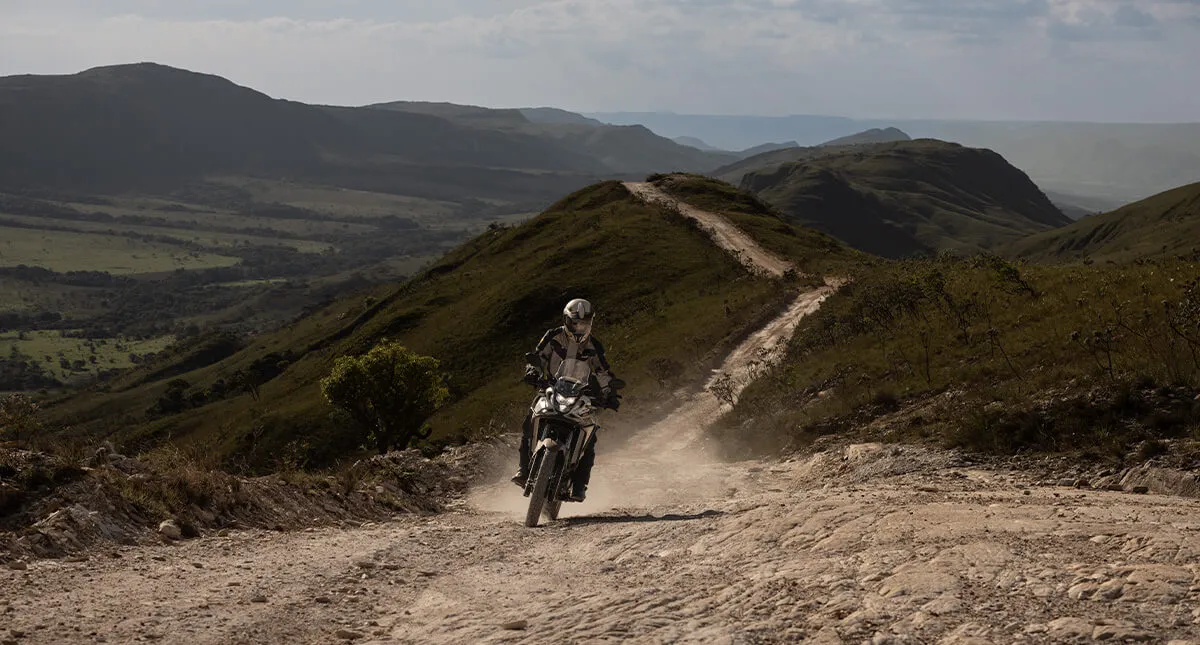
left=568, top=434, right=597, bottom=501
left=511, top=416, right=533, bottom=487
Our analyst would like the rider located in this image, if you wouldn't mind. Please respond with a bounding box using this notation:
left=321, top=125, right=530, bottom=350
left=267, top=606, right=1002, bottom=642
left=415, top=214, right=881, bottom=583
left=512, top=298, right=620, bottom=501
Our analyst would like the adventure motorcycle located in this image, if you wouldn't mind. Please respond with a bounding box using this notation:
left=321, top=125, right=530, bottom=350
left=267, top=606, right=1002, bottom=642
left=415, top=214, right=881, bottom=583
left=520, top=356, right=621, bottom=527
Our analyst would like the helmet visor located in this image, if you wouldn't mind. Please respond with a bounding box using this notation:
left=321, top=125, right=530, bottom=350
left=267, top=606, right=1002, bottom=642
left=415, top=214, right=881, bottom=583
left=566, top=318, right=592, bottom=340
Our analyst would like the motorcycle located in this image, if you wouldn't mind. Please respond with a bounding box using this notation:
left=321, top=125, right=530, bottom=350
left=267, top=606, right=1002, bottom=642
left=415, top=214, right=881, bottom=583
left=520, top=355, right=622, bottom=527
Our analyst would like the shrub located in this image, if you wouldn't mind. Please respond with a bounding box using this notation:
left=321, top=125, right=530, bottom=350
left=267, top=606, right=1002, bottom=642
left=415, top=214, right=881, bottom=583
left=0, top=394, right=43, bottom=448
left=320, top=341, right=450, bottom=454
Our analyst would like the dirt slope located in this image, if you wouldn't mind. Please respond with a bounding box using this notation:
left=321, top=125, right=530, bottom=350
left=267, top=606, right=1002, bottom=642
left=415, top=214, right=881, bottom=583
left=4, top=195, right=1200, bottom=644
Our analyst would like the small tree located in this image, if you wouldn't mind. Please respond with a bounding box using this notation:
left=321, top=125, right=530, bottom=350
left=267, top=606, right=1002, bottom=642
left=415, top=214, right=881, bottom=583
left=321, top=341, right=450, bottom=454
left=0, top=393, right=43, bottom=448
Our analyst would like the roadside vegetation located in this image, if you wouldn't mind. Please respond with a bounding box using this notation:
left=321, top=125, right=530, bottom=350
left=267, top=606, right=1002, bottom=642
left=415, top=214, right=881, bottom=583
left=322, top=341, right=450, bottom=454
left=717, top=254, right=1200, bottom=462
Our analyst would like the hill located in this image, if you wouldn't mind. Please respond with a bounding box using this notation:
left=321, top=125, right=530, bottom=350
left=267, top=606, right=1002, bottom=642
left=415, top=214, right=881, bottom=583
left=0, top=63, right=607, bottom=198
left=820, top=127, right=911, bottom=147
left=737, top=141, right=800, bottom=158
left=737, top=140, right=1070, bottom=258
left=718, top=254, right=1200, bottom=460
left=365, top=101, right=530, bottom=129
left=1011, top=181, right=1200, bottom=263
left=368, top=102, right=733, bottom=175
left=519, top=107, right=605, bottom=127
left=587, top=112, right=1200, bottom=204
left=48, top=180, right=854, bottom=470
left=712, top=145, right=837, bottom=183
left=673, top=136, right=723, bottom=151
left=586, top=112, right=860, bottom=151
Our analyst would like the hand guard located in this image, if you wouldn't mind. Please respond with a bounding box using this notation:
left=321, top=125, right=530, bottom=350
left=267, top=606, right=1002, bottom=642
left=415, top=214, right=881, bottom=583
left=522, top=366, right=542, bottom=386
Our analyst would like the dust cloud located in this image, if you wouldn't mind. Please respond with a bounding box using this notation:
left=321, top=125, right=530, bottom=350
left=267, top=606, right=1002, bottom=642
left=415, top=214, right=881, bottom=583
left=469, top=285, right=835, bottom=521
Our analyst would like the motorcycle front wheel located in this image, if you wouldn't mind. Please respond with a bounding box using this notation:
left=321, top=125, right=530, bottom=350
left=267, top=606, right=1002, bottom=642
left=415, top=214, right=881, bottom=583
left=524, top=451, right=560, bottom=528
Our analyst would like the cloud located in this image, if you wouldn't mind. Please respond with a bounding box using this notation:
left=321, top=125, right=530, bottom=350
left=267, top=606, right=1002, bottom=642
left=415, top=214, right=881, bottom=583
left=0, top=0, right=1198, bottom=121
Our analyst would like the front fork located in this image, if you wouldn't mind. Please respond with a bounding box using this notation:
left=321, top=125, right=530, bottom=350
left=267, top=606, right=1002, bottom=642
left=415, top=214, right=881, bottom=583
left=523, top=418, right=597, bottom=498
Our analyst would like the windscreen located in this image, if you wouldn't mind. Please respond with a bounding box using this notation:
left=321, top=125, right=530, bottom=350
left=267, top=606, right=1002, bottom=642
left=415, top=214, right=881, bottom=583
left=553, top=378, right=586, bottom=398
left=555, top=358, right=592, bottom=383
left=553, top=358, right=591, bottom=397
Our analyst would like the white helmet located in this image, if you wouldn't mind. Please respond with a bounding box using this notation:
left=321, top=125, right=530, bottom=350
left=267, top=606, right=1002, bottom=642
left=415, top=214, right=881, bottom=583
left=563, top=299, right=595, bottom=343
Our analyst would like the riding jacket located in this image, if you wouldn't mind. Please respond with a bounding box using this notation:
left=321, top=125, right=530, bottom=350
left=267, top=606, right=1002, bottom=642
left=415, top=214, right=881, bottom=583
left=529, top=326, right=615, bottom=394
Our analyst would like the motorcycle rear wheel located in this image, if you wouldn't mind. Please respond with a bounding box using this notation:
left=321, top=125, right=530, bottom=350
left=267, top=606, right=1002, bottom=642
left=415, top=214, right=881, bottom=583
left=524, top=451, right=559, bottom=528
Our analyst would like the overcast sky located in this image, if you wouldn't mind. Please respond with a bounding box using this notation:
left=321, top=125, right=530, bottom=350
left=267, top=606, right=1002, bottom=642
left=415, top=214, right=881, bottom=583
left=2, top=0, right=1198, bottom=121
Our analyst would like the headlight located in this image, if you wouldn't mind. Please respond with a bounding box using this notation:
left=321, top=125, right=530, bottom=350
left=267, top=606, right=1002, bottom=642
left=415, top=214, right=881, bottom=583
left=554, top=394, right=578, bottom=410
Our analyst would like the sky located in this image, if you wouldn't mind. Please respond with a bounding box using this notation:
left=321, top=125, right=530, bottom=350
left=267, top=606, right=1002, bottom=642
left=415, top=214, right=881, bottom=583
left=1, top=0, right=1198, bottom=122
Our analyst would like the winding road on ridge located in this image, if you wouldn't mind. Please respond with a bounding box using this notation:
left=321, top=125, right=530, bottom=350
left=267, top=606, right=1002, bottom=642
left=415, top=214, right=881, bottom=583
left=3, top=184, right=1200, bottom=644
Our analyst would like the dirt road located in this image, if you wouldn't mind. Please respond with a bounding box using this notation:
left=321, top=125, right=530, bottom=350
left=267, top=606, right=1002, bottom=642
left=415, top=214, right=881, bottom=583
left=3, top=190, right=1200, bottom=644
left=5, top=446, right=1200, bottom=644
left=624, top=182, right=793, bottom=278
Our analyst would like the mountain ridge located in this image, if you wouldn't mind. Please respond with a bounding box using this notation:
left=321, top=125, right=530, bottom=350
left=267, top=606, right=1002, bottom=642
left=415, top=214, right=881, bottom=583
left=737, top=140, right=1070, bottom=258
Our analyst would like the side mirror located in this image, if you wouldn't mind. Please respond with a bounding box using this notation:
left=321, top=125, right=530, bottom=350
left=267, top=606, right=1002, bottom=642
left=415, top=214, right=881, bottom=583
left=610, top=378, right=627, bottom=390
left=523, top=351, right=540, bottom=364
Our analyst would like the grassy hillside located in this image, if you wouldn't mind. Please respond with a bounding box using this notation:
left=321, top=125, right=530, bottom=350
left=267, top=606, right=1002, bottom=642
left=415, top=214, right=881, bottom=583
left=717, top=255, right=1200, bottom=460
left=48, top=181, right=851, bottom=470
left=1012, top=182, right=1200, bottom=263
left=735, top=140, right=1070, bottom=258
left=0, top=63, right=607, bottom=196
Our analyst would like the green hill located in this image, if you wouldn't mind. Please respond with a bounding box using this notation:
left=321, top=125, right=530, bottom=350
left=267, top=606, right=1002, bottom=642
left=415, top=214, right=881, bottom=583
left=711, top=144, right=843, bottom=184
left=735, top=140, right=1070, bottom=258
left=1011, top=182, right=1200, bottom=263
left=0, top=63, right=606, bottom=200
left=49, top=181, right=854, bottom=470
left=820, top=127, right=911, bottom=147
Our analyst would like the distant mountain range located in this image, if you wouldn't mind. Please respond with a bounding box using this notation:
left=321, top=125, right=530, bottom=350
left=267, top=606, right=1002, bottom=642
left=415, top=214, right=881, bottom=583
left=735, top=140, right=1070, bottom=258
left=587, top=112, right=1200, bottom=204
left=370, top=100, right=733, bottom=174
left=0, top=64, right=729, bottom=206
